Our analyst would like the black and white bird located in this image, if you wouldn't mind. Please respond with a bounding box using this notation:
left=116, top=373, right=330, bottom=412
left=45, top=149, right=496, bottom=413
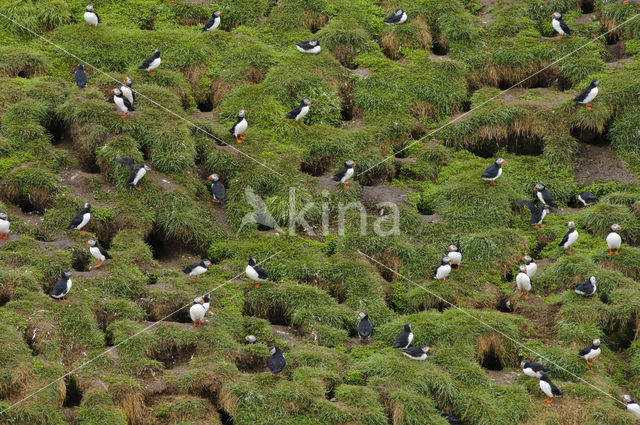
left=523, top=255, right=537, bottom=281
left=481, top=158, right=506, bottom=184
left=229, top=109, right=248, bottom=143
left=574, top=79, right=599, bottom=110
left=331, top=159, right=356, bottom=188
left=516, top=264, right=532, bottom=299
left=384, top=8, right=407, bottom=25
left=208, top=174, right=226, bottom=204
left=138, top=49, right=161, bottom=75
left=515, top=200, right=549, bottom=228
left=66, top=203, right=91, bottom=234
left=434, top=255, right=452, bottom=281
left=402, top=346, right=432, bottom=361
left=558, top=221, right=578, bottom=254
left=621, top=394, right=640, bottom=424
left=182, top=259, right=212, bottom=280
left=357, top=311, right=373, bottom=343
left=0, top=211, right=10, bottom=239
left=520, top=360, right=550, bottom=378
left=392, top=324, right=413, bottom=349
left=246, top=258, right=268, bottom=288
left=267, top=346, right=286, bottom=376
left=245, top=335, right=257, bottom=344
left=189, top=294, right=210, bottom=327
left=577, top=338, right=601, bottom=365
left=115, top=157, right=150, bottom=190
left=112, top=88, right=135, bottom=118
left=574, top=276, right=597, bottom=297
left=606, top=223, right=622, bottom=255
left=74, top=64, right=87, bottom=89
left=84, top=4, right=99, bottom=28
left=534, top=183, right=558, bottom=208
left=538, top=373, right=563, bottom=403
left=121, top=77, right=135, bottom=105
left=50, top=270, right=72, bottom=301
left=296, top=39, right=321, bottom=54
left=576, top=191, right=597, bottom=207
left=285, top=98, right=311, bottom=125
left=202, top=10, right=222, bottom=35
left=446, top=245, right=461, bottom=271
left=551, top=12, right=572, bottom=39
left=86, top=239, right=111, bottom=269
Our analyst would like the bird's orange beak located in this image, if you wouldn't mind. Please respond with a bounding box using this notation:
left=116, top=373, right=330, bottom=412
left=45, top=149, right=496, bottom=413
left=244, top=109, right=248, bottom=113
left=353, top=161, right=356, bottom=166
left=147, top=169, right=151, bottom=173
left=502, top=160, right=506, bottom=164
left=85, top=242, right=88, bottom=246
left=70, top=273, right=73, bottom=277
left=219, top=12, right=223, bottom=15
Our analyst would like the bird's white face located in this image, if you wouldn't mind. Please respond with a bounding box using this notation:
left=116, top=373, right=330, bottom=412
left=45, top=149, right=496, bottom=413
left=238, top=109, right=246, bottom=117
left=303, top=98, right=311, bottom=106
left=125, top=77, right=132, bottom=85
left=520, top=265, right=527, bottom=273
left=269, top=347, right=277, bottom=355
left=590, top=276, right=597, bottom=284
left=309, top=40, right=318, bottom=46
left=203, top=259, right=212, bottom=267
left=422, top=346, right=432, bottom=353
left=568, top=221, right=574, bottom=228
left=0, top=212, right=6, bottom=219
left=447, top=244, right=458, bottom=252
left=87, top=5, right=94, bottom=12
left=84, top=203, right=90, bottom=208
left=346, top=159, right=355, bottom=167
left=214, top=10, right=222, bottom=17
left=88, top=239, right=96, bottom=246
left=593, top=338, right=600, bottom=345
left=552, top=12, right=561, bottom=19
left=113, top=88, right=122, bottom=96
left=520, top=361, right=525, bottom=368
left=442, top=256, right=451, bottom=264
left=64, top=270, right=72, bottom=278
left=395, top=9, right=402, bottom=15
left=534, top=183, right=545, bottom=191
left=612, top=224, right=622, bottom=231
left=358, top=312, right=366, bottom=319
left=523, top=255, right=532, bottom=262
left=622, top=394, right=632, bottom=403
left=496, top=158, right=506, bottom=165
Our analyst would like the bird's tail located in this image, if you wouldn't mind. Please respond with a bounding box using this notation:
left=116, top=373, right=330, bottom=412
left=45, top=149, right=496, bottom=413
left=182, top=267, right=190, bottom=274
left=129, top=106, right=136, bottom=111
left=137, top=65, right=145, bottom=69
left=105, top=253, right=113, bottom=260
left=331, top=176, right=340, bottom=181
left=66, top=224, right=73, bottom=230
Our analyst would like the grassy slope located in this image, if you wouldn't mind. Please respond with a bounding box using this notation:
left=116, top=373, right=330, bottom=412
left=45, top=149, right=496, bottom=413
left=0, top=0, right=640, bottom=424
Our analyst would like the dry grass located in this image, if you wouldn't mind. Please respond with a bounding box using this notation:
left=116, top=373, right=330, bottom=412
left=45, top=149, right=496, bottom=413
left=243, top=65, right=264, bottom=84
left=409, top=101, right=437, bottom=120
left=303, top=11, right=328, bottom=33
left=330, top=43, right=359, bottom=67
left=381, top=32, right=401, bottom=60
left=476, top=333, right=506, bottom=368
left=414, top=17, right=432, bottom=49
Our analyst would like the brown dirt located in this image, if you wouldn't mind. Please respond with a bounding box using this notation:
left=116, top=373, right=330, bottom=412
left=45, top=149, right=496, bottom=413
left=574, top=13, right=596, bottom=25
left=573, top=144, right=638, bottom=185
left=514, top=296, right=560, bottom=343
left=417, top=213, right=443, bottom=224
left=341, top=116, right=365, bottom=130
left=59, top=168, right=112, bottom=203
left=148, top=171, right=181, bottom=193
left=207, top=202, right=233, bottom=234
left=359, top=183, right=411, bottom=210
left=350, top=67, right=372, bottom=78
left=270, top=324, right=301, bottom=348
left=500, top=86, right=571, bottom=107
left=605, top=41, right=628, bottom=62
left=606, top=57, right=634, bottom=70
left=484, top=368, right=519, bottom=385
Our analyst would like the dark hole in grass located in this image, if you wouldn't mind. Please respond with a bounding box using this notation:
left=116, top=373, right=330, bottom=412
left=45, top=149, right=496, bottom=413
left=18, top=199, right=37, bottom=214
left=63, top=375, right=83, bottom=407
left=0, top=293, right=9, bottom=307
left=605, top=41, right=628, bottom=62
left=431, top=41, right=448, bottom=56
left=17, top=70, right=27, bottom=78
left=44, top=115, right=69, bottom=145
left=505, top=270, right=513, bottom=283
left=410, top=122, right=427, bottom=140
left=72, top=248, right=90, bottom=272
left=604, top=317, right=637, bottom=351
left=439, top=409, right=462, bottom=425
left=599, top=292, right=610, bottom=305
left=467, top=134, right=544, bottom=158
left=234, top=352, right=266, bottom=373
left=570, top=127, right=608, bottom=146
left=146, top=303, right=192, bottom=324
left=244, top=301, right=289, bottom=326
left=140, top=17, right=155, bottom=31
left=300, top=156, right=331, bottom=176
left=605, top=32, right=619, bottom=45
left=581, top=0, right=594, bottom=14
left=145, top=228, right=173, bottom=261
left=218, top=408, right=234, bottom=425
left=480, top=346, right=503, bottom=370
left=196, top=97, right=214, bottom=113
left=496, top=296, right=513, bottom=313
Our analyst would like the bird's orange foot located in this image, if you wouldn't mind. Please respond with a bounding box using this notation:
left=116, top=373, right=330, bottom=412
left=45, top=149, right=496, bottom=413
left=608, top=250, right=613, bottom=255
left=192, top=323, right=197, bottom=327
left=615, top=249, right=620, bottom=255
left=135, top=186, right=142, bottom=191
left=518, top=292, right=522, bottom=298
left=545, top=398, right=553, bottom=403
left=556, top=35, right=563, bottom=39
left=567, top=248, right=572, bottom=255
left=624, top=0, right=629, bottom=3
left=524, top=293, right=529, bottom=300
left=533, top=225, right=539, bottom=229
left=539, top=224, right=545, bottom=228
left=236, top=138, right=242, bottom=143
left=455, top=265, right=460, bottom=271
left=212, top=199, right=219, bottom=203
left=94, top=262, right=103, bottom=269
left=149, top=71, right=156, bottom=76
left=254, top=283, right=260, bottom=288
left=490, top=181, right=496, bottom=185
left=78, top=231, right=86, bottom=235
left=586, top=360, right=593, bottom=366
left=586, top=106, right=592, bottom=110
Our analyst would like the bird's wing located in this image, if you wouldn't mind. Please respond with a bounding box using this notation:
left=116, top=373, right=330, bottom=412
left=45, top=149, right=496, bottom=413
left=98, top=245, right=112, bottom=259
left=332, top=165, right=348, bottom=181
left=530, top=362, right=550, bottom=372
left=542, top=191, right=557, bottom=207
left=202, top=16, right=215, bottom=31
left=358, top=320, right=372, bottom=337
left=285, top=104, right=303, bottom=119
left=66, top=211, right=84, bottom=229
left=253, top=265, right=269, bottom=279
left=402, top=347, right=421, bottom=356
left=50, top=278, right=67, bottom=296
left=74, top=70, right=87, bottom=87
left=574, top=280, right=591, bottom=293
left=574, top=85, right=592, bottom=102
left=296, top=41, right=311, bottom=49
left=182, top=262, right=200, bottom=273
left=212, top=183, right=226, bottom=203
left=138, top=54, right=155, bottom=69
left=392, top=332, right=407, bottom=348
left=578, top=346, right=591, bottom=356
left=383, top=12, right=397, bottom=23
left=515, top=199, right=535, bottom=213
left=121, top=96, right=134, bottom=110
left=115, top=157, right=136, bottom=167
left=481, top=164, right=498, bottom=178
left=549, top=380, right=563, bottom=396
left=583, top=192, right=596, bottom=203
left=558, top=230, right=570, bottom=246
left=267, top=354, right=285, bottom=372
left=559, top=19, right=572, bottom=34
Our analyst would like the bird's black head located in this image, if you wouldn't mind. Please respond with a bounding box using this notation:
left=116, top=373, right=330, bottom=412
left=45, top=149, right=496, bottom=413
left=62, top=269, right=72, bottom=279
left=0, top=212, right=6, bottom=220
left=84, top=202, right=91, bottom=210
left=87, top=238, right=97, bottom=247
left=202, top=259, right=212, bottom=267
left=591, top=79, right=599, bottom=86
left=213, top=10, right=222, bottom=17
left=345, top=159, right=355, bottom=167
left=249, top=258, right=256, bottom=266
left=203, top=293, right=210, bottom=303
left=309, top=39, right=319, bottom=46
left=113, top=88, right=122, bottom=96
left=302, top=98, right=311, bottom=106
left=154, top=49, right=161, bottom=56
left=358, top=311, right=368, bottom=320
left=495, top=157, right=506, bottom=165
left=534, top=182, right=545, bottom=191
left=404, top=323, right=411, bottom=332
left=395, top=8, right=404, bottom=15
left=78, top=64, right=84, bottom=70
left=269, top=346, right=279, bottom=355
left=86, top=5, right=94, bottom=12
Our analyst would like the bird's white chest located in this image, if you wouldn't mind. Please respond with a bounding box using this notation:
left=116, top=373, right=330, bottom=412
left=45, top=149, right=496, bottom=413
left=552, top=19, right=564, bottom=35
left=566, top=230, right=578, bottom=247
left=234, top=118, right=248, bottom=135
left=121, top=86, right=134, bottom=104
left=585, top=347, right=600, bottom=360
left=436, top=264, right=451, bottom=279
left=399, top=12, right=408, bottom=24
left=190, top=266, right=207, bottom=277
left=246, top=265, right=259, bottom=280
left=341, top=167, right=354, bottom=183
left=298, top=45, right=321, bottom=54
left=207, top=17, right=220, bottom=31
left=90, top=246, right=104, bottom=261
left=628, top=403, right=640, bottom=419
left=296, top=106, right=310, bottom=121
left=516, top=272, right=531, bottom=291
left=0, top=218, right=9, bottom=233
left=583, top=87, right=598, bottom=104
left=114, top=96, right=128, bottom=112
left=606, top=232, right=621, bottom=248
left=403, top=351, right=426, bottom=360
left=148, top=58, right=161, bottom=71
left=133, top=168, right=147, bottom=185
left=577, top=194, right=586, bottom=206
left=448, top=252, right=462, bottom=265
left=526, top=263, right=537, bottom=278
left=539, top=380, right=553, bottom=397
left=84, top=12, right=98, bottom=26
left=537, top=208, right=547, bottom=224
left=78, top=213, right=90, bottom=230
left=407, top=332, right=413, bottom=346
left=536, top=192, right=545, bottom=205
left=493, top=167, right=503, bottom=180
left=190, top=304, right=206, bottom=321
left=64, top=279, right=72, bottom=295
left=522, top=367, right=538, bottom=378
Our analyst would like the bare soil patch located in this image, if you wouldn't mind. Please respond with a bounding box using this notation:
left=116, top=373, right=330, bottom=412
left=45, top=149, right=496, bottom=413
left=573, top=144, right=638, bottom=185
left=359, top=183, right=411, bottom=210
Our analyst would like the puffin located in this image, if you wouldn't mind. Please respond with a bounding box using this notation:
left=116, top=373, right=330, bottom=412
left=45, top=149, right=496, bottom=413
left=621, top=394, right=640, bottom=423
left=402, top=346, right=432, bottom=360
left=534, top=183, right=558, bottom=208
left=0, top=211, right=10, bottom=239
left=574, top=276, right=597, bottom=297
left=202, top=10, right=222, bottom=35
left=520, top=360, right=550, bottom=378
left=229, top=109, right=248, bottom=143
left=66, top=203, right=91, bottom=235
left=332, top=159, right=356, bottom=188
left=523, top=255, right=537, bottom=281
left=267, top=346, right=286, bottom=376
left=515, top=199, right=549, bottom=228
left=558, top=221, right=578, bottom=254
left=606, top=223, right=622, bottom=255
left=576, top=191, right=597, bottom=207
left=115, top=157, right=150, bottom=190
left=74, top=64, right=87, bottom=89
left=285, top=98, right=311, bottom=126
left=86, top=238, right=111, bottom=269
left=357, top=311, right=373, bottom=343
left=50, top=270, right=72, bottom=301
left=538, top=373, right=563, bottom=403
left=577, top=338, right=601, bottom=365
left=245, top=335, right=257, bottom=344
left=296, top=39, right=321, bottom=54
left=208, top=174, right=226, bottom=204
left=384, top=8, right=407, bottom=25
left=112, top=88, right=135, bottom=118
left=246, top=258, right=269, bottom=288
left=138, top=49, right=161, bottom=75
left=392, top=324, right=413, bottom=349
left=84, top=4, right=99, bottom=29
left=574, top=79, right=599, bottom=110
left=121, top=77, right=135, bottom=105
left=446, top=245, right=462, bottom=271
left=182, top=259, right=212, bottom=280
left=481, top=158, right=506, bottom=184
left=434, top=255, right=452, bottom=281
left=189, top=294, right=210, bottom=327
left=516, top=264, right=531, bottom=299
left=551, top=12, right=572, bottom=39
